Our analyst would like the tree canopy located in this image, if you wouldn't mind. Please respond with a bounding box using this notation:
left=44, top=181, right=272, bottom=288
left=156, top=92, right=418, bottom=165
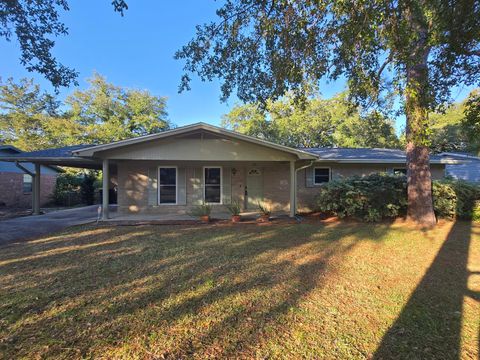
left=176, top=0, right=480, bottom=225
left=0, top=0, right=128, bottom=88
left=0, top=74, right=171, bottom=151
left=222, top=92, right=400, bottom=149
left=428, top=90, right=480, bottom=155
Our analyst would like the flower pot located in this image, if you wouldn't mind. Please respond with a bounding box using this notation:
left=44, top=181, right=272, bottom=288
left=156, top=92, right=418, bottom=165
left=231, top=215, right=241, bottom=223
left=200, top=215, right=210, bottom=223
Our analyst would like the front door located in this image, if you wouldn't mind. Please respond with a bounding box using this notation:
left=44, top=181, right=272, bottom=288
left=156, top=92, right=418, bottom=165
left=246, top=168, right=263, bottom=210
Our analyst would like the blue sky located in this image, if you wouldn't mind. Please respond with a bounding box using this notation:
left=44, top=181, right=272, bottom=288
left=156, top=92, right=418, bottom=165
left=0, top=1, right=474, bottom=132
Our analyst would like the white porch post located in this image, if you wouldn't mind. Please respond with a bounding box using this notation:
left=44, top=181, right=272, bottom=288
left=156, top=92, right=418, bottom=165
left=33, top=163, right=41, bottom=215
left=289, top=160, right=296, bottom=218
left=102, top=159, right=109, bottom=220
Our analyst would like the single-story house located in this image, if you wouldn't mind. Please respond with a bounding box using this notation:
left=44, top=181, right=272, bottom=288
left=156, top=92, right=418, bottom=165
left=0, top=123, right=460, bottom=219
left=438, top=152, right=480, bottom=183
left=0, top=145, right=60, bottom=209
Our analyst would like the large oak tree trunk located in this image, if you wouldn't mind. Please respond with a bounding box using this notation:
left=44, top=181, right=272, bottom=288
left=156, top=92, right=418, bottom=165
left=405, top=61, right=436, bottom=226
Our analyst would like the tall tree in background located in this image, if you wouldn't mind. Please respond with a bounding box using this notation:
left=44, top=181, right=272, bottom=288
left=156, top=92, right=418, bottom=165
left=222, top=92, right=400, bottom=148
left=176, top=1, right=480, bottom=225
left=462, top=90, right=480, bottom=155
left=0, top=74, right=171, bottom=150
left=428, top=90, right=480, bottom=154
left=66, top=73, right=171, bottom=143
left=0, top=78, right=81, bottom=151
left=0, top=0, right=128, bottom=88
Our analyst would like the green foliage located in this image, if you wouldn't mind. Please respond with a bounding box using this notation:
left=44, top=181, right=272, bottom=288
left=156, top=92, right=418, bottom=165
left=189, top=203, right=212, bottom=217
left=433, top=180, right=480, bottom=219
left=428, top=90, right=480, bottom=155
left=257, top=202, right=271, bottom=216
left=80, top=172, right=98, bottom=206
left=0, top=75, right=172, bottom=150
left=52, top=172, right=83, bottom=206
left=176, top=1, right=480, bottom=111
left=222, top=92, right=400, bottom=148
left=0, top=1, right=127, bottom=88
left=66, top=73, right=171, bottom=144
left=226, top=200, right=241, bottom=216
left=315, top=174, right=480, bottom=221
left=314, top=173, right=408, bottom=222
left=462, top=90, right=480, bottom=155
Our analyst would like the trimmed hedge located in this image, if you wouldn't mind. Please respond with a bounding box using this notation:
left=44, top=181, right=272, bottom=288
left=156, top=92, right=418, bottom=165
left=314, top=173, right=480, bottom=222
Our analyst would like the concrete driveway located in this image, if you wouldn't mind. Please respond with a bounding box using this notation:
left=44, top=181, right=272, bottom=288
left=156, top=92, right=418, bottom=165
left=0, top=205, right=100, bottom=245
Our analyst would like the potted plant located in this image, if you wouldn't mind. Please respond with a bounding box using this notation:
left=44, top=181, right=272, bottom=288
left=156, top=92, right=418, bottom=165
left=257, top=202, right=271, bottom=222
left=227, top=200, right=242, bottom=223
left=189, top=203, right=212, bottom=223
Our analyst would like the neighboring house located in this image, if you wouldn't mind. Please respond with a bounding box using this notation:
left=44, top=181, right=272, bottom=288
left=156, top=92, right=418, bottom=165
left=439, top=152, right=480, bottom=182
left=0, top=145, right=61, bottom=208
left=0, top=123, right=459, bottom=218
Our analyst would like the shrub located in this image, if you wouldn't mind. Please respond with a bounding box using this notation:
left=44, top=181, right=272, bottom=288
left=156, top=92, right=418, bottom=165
left=80, top=171, right=97, bottom=205
left=189, top=203, right=212, bottom=217
left=314, top=173, right=407, bottom=222
left=52, top=172, right=83, bottom=206
left=314, top=173, right=480, bottom=222
left=227, top=200, right=241, bottom=216
left=433, top=180, right=480, bottom=219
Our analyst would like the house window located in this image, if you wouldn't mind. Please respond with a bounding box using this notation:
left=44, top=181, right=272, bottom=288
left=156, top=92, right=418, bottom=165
left=393, top=168, right=407, bottom=175
left=314, top=168, right=330, bottom=184
left=204, top=167, right=222, bottom=203
left=158, top=167, right=177, bottom=204
left=23, top=174, right=32, bottom=193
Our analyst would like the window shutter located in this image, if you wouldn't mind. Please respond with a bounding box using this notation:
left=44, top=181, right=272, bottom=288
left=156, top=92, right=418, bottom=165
left=305, top=166, right=314, bottom=188
left=191, top=167, right=203, bottom=205
left=177, top=167, right=187, bottom=205
left=148, top=166, right=158, bottom=206
left=222, top=167, right=231, bottom=204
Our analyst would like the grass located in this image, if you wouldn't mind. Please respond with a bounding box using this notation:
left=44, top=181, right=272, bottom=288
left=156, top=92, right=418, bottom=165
left=0, top=220, right=479, bottom=359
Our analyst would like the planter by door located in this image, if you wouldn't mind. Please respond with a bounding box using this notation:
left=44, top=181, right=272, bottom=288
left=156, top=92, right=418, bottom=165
left=246, top=168, right=263, bottom=210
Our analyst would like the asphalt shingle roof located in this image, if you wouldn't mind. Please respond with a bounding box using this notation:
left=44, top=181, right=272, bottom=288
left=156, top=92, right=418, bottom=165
left=1, top=145, right=93, bottom=159
left=300, top=147, right=444, bottom=161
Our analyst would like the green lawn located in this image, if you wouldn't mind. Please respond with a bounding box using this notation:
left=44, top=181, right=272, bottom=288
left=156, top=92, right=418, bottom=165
left=0, top=220, right=479, bottom=359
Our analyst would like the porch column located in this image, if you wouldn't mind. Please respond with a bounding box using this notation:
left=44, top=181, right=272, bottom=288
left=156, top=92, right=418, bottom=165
left=33, top=163, right=41, bottom=215
left=289, top=160, right=296, bottom=218
left=102, top=159, right=109, bottom=220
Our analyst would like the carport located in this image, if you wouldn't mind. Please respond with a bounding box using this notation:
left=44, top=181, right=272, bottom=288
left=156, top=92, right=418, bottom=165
left=0, top=145, right=116, bottom=217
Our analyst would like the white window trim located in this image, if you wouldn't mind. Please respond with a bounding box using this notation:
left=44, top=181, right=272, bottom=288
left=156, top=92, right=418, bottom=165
left=313, top=166, right=331, bottom=185
left=203, top=166, right=223, bottom=204
left=157, top=166, right=178, bottom=205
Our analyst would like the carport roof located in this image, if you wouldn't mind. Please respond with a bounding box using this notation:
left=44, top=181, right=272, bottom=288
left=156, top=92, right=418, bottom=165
left=0, top=145, right=102, bottom=168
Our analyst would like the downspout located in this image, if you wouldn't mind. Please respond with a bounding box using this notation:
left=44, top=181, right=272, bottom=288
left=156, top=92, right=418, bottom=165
left=294, top=160, right=316, bottom=217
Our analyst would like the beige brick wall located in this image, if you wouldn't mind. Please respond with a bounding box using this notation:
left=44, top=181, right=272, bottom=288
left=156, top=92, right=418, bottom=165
left=0, top=172, right=57, bottom=208
left=116, top=161, right=446, bottom=215
left=262, top=164, right=290, bottom=211
left=296, top=163, right=447, bottom=212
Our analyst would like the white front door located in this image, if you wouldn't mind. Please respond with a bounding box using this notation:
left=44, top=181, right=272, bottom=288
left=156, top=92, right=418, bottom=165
left=246, top=168, right=263, bottom=210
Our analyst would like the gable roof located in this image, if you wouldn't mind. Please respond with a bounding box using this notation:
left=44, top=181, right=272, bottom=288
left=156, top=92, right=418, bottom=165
left=73, top=122, right=317, bottom=160
left=302, top=147, right=460, bottom=164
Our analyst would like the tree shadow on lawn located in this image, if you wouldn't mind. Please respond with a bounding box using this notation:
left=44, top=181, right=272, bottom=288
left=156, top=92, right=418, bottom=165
left=0, top=221, right=400, bottom=358
left=373, top=219, right=480, bottom=360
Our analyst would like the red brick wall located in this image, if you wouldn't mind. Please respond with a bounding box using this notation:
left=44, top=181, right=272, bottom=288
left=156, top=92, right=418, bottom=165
left=0, top=172, right=58, bottom=208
